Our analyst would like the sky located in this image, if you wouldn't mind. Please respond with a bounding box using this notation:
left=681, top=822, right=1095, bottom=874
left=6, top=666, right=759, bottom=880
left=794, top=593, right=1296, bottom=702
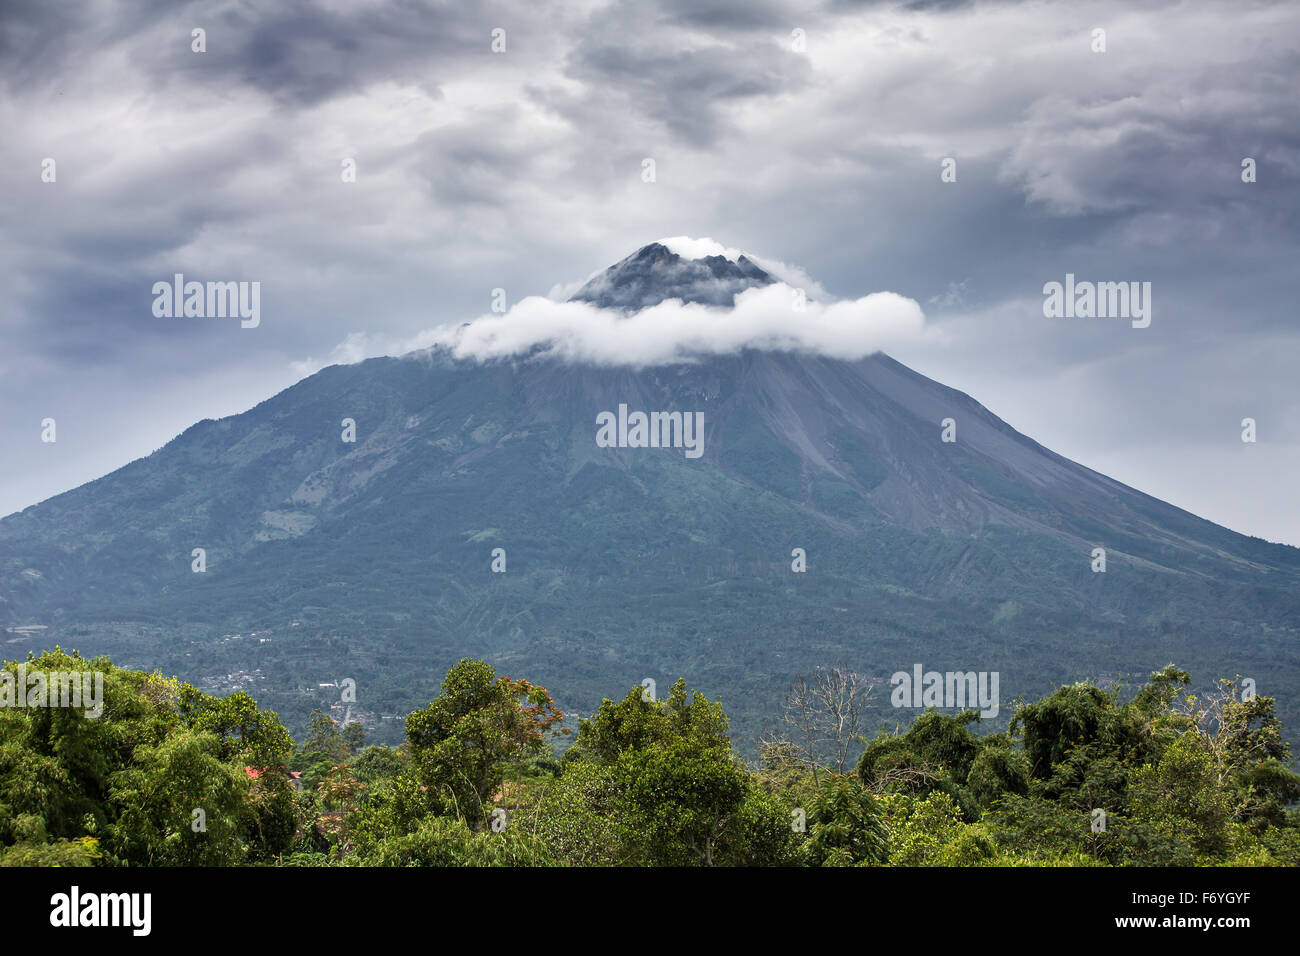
left=2, top=0, right=1298, bottom=544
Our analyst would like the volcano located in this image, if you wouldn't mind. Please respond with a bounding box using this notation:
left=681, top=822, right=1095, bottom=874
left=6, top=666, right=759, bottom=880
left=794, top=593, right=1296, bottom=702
left=2, top=241, right=1297, bottom=744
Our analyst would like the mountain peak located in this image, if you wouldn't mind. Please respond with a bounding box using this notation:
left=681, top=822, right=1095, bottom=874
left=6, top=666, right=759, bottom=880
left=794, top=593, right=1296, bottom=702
left=568, top=239, right=775, bottom=311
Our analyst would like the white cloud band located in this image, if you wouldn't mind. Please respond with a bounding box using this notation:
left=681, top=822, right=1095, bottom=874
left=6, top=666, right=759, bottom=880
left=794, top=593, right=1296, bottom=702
left=421, top=281, right=925, bottom=366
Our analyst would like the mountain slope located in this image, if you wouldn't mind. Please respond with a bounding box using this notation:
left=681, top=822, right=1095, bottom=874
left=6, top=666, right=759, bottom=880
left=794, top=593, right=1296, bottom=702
left=2, top=244, right=1297, bottom=744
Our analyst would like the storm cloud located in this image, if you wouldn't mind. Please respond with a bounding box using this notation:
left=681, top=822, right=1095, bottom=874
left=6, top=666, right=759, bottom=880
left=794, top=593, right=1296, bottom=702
left=1, top=0, right=1298, bottom=544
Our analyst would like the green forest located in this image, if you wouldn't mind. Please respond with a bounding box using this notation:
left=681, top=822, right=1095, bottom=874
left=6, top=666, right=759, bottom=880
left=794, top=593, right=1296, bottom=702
left=2, top=647, right=1298, bottom=867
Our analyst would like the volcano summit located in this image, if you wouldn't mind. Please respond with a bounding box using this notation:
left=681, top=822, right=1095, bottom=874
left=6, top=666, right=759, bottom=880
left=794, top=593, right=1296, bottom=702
left=2, top=241, right=1297, bottom=744
left=568, top=240, right=776, bottom=310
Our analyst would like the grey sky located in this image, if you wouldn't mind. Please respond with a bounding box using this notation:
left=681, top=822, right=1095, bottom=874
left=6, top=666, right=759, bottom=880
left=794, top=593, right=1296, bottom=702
left=2, top=0, right=1298, bottom=544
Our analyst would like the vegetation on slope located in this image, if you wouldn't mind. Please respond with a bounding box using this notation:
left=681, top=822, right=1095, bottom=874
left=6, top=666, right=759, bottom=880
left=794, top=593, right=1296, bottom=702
left=2, top=649, right=1297, bottom=867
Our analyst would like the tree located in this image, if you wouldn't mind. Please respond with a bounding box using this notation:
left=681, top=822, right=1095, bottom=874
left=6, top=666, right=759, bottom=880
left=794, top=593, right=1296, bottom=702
left=1130, top=733, right=1234, bottom=859
left=533, top=759, right=625, bottom=866
left=180, top=688, right=295, bottom=769
left=882, top=791, right=995, bottom=866
left=404, top=659, right=564, bottom=825
left=572, top=677, right=733, bottom=763
left=106, top=729, right=246, bottom=866
left=1173, top=678, right=1300, bottom=826
left=614, top=738, right=750, bottom=866
left=319, top=764, right=366, bottom=812
left=802, top=775, right=888, bottom=867
left=352, top=745, right=405, bottom=785
left=561, top=680, right=794, bottom=866
left=0, top=650, right=301, bottom=866
left=766, top=664, right=877, bottom=784
left=1011, top=682, right=1121, bottom=781
left=857, top=710, right=985, bottom=819
left=342, top=721, right=366, bottom=756
left=355, top=814, right=553, bottom=867
left=301, top=709, right=350, bottom=762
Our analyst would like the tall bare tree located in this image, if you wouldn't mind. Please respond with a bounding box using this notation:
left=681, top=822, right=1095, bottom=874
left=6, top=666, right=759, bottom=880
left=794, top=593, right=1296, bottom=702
left=812, top=663, right=877, bottom=774
left=768, top=663, right=879, bottom=781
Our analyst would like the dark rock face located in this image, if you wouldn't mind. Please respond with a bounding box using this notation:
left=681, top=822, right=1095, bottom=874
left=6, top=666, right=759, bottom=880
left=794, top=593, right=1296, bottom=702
left=568, top=242, right=775, bottom=310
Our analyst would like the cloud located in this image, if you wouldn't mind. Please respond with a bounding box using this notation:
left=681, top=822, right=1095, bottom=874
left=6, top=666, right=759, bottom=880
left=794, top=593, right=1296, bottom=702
left=658, top=236, right=744, bottom=260
left=743, top=254, right=833, bottom=302
left=653, top=236, right=833, bottom=301
left=2, top=0, right=1298, bottom=546
left=418, top=281, right=926, bottom=366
